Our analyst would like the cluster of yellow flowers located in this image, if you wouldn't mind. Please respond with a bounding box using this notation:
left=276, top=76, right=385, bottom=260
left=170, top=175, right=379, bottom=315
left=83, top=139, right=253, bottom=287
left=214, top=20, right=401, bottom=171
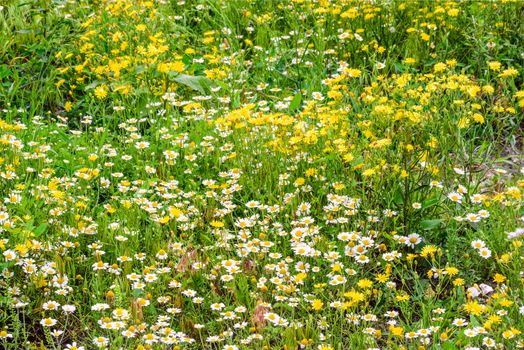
left=0, top=0, right=522, bottom=349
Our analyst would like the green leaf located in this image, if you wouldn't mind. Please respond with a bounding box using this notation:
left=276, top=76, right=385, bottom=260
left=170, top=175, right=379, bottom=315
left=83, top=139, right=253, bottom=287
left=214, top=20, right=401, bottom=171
left=422, top=197, right=440, bottom=209
left=35, top=223, right=48, bottom=237
left=441, top=342, right=459, bottom=350
left=0, top=65, right=12, bottom=80
left=420, top=219, right=442, bottom=230
left=182, top=55, right=192, bottom=65
left=24, top=218, right=35, bottom=229
left=393, top=188, right=403, bottom=205
left=289, top=92, right=302, bottom=111
left=84, top=80, right=101, bottom=91
left=135, top=65, right=146, bottom=74
left=232, top=93, right=241, bottom=108
left=351, top=155, right=364, bottom=167
left=173, top=74, right=211, bottom=94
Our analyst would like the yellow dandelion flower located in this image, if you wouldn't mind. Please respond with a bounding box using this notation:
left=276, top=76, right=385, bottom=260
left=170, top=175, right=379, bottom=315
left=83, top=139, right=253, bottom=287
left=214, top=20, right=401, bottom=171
left=493, top=273, right=506, bottom=284
left=311, top=299, right=323, bottom=311
left=94, top=84, right=108, bottom=99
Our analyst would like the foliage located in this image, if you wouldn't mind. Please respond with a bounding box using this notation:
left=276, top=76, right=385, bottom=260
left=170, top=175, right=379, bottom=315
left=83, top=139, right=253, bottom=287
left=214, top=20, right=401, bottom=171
left=0, top=0, right=523, bottom=349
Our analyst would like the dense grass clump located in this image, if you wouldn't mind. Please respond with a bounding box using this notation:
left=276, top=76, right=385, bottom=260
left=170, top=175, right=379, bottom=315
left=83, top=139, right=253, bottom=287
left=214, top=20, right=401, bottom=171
left=0, top=1, right=523, bottom=349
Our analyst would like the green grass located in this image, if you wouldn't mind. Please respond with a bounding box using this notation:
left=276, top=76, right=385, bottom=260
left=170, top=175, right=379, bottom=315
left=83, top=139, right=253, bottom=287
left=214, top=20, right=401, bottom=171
left=0, top=0, right=523, bottom=349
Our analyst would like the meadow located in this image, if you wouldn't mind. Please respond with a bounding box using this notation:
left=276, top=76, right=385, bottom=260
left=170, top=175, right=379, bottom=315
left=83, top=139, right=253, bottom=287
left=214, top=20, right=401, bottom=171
left=0, top=0, right=523, bottom=349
